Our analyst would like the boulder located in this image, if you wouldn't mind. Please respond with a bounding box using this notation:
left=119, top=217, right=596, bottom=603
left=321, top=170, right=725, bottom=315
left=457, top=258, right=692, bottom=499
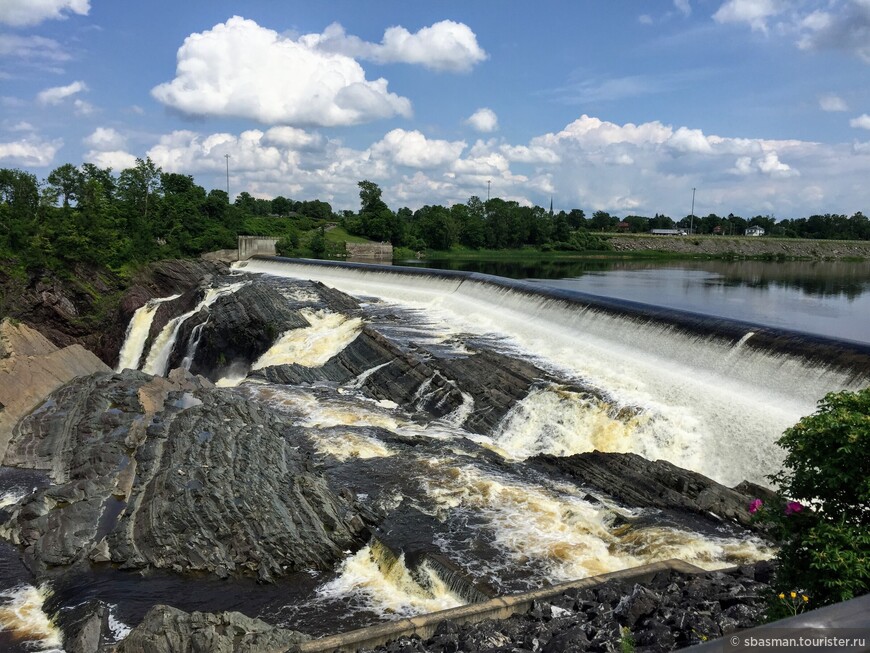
left=115, top=604, right=309, bottom=653
left=1, top=369, right=372, bottom=581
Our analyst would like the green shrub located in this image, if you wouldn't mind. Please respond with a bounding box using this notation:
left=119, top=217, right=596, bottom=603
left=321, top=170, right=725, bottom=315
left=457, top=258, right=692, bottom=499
left=755, top=388, right=870, bottom=608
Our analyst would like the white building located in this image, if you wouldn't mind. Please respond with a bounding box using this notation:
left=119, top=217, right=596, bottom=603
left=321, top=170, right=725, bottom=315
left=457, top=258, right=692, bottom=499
left=745, top=226, right=765, bottom=237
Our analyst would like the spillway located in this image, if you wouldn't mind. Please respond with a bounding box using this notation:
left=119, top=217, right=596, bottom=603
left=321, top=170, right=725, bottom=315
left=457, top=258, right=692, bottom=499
left=235, top=257, right=870, bottom=487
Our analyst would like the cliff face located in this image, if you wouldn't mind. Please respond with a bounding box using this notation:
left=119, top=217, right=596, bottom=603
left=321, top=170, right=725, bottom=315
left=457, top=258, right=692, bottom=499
left=0, top=259, right=226, bottom=367
left=0, top=318, right=109, bottom=461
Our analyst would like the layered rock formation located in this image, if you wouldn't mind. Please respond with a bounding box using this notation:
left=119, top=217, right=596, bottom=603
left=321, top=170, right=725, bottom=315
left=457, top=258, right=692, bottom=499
left=530, top=451, right=771, bottom=529
left=0, top=318, right=109, bottom=461
left=0, top=368, right=372, bottom=581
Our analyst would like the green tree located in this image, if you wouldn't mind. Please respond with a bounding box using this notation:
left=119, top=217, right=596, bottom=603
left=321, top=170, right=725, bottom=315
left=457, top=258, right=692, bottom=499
left=759, top=389, right=870, bottom=607
left=46, top=163, right=84, bottom=208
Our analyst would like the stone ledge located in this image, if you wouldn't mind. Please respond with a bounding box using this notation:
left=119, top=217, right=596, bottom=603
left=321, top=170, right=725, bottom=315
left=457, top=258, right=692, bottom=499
left=296, top=559, right=707, bottom=653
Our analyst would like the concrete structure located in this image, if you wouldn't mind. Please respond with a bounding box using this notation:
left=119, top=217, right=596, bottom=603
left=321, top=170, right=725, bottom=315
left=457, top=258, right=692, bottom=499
left=345, top=242, right=393, bottom=262
left=238, top=236, right=279, bottom=260
left=296, top=559, right=704, bottom=653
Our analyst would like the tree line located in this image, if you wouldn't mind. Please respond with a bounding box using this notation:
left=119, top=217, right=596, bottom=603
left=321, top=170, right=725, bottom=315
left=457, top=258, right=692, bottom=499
left=2, top=160, right=869, bottom=275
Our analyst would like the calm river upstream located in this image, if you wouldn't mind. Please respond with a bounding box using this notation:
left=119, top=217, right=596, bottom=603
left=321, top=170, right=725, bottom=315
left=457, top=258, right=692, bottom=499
left=404, top=259, right=870, bottom=345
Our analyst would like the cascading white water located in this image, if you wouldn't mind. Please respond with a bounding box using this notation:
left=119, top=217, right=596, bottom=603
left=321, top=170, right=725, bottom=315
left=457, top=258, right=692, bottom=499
left=141, top=282, right=247, bottom=377
left=0, top=583, right=62, bottom=652
left=251, top=310, right=362, bottom=370
left=235, top=259, right=869, bottom=487
left=115, top=294, right=181, bottom=372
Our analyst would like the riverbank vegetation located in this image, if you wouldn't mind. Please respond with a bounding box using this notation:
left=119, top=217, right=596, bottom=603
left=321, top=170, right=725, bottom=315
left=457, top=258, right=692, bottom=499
left=4, top=161, right=869, bottom=279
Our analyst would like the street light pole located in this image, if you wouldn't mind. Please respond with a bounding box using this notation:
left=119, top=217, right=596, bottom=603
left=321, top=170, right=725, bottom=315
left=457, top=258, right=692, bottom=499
left=690, top=187, right=696, bottom=235
left=224, top=153, right=231, bottom=199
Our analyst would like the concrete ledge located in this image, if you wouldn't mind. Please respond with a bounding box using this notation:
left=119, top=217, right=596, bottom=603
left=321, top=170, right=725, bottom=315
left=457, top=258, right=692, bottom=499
left=296, top=559, right=707, bottom=653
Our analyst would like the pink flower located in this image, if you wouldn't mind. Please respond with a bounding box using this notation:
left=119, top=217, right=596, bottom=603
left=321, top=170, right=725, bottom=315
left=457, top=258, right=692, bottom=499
left=785, top=501, right=804, bottom=515
left=749, top=499, right=763, bottom=514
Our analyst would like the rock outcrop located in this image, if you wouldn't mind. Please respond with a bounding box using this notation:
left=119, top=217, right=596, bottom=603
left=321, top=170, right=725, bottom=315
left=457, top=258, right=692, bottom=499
left=0, top=368, right=372, bottom=581
left=115, top=605, right=310, bottom=653
left=530, top=451, right=767, bottom=529
left=0, top=318, right=109, bottom=461
left=253, top=325, right=561, bottom=433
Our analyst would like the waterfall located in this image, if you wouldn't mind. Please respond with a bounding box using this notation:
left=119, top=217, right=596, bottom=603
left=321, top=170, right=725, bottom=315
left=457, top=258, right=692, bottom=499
left=235, top=259, right=870, bottom=487
left=251, top=310, right=362, bottom=371
left=141, top=281, right=247, bottom=377
left=115, top=294, right=181, bottom=372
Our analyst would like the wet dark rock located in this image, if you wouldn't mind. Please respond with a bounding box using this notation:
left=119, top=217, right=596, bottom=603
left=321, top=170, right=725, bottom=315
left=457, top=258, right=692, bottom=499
left=613, top=585, right=659, bottom=627
left=177, top=283, right=311, bottom=379
left=254, top=324, right=567, bottom=434
left=61, top=601, right=109, bottom=653
left=0, top=369, right=372, bottom=580
left=362, top=563, right=771, bottom=653
left=115, top=604, right=310, bottom=653
left=530, top=451, right=764, bottom=529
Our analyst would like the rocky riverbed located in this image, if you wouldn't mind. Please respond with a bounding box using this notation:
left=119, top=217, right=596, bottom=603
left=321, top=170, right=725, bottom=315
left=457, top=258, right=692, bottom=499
left=0, top=264, right=785, bottom=652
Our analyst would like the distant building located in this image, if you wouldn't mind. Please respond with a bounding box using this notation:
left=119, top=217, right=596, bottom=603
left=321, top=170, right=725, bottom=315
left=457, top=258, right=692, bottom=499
left=650, top=229, right=687, bottom=236
left=745, top=226, right=765, bottom=237
left=712, top=225, right=722, bottom=235
left=617, top=221, right=630, bottom=232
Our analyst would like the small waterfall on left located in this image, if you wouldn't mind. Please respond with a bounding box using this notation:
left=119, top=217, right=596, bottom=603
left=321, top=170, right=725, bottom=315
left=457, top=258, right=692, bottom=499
left=141, top=281, right=247, bottom=377
left=115, top=294, right=181, bottom=372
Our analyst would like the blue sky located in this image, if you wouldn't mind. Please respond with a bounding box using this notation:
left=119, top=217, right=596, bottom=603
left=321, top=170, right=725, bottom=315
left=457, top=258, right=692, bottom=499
left=2, top=0, right=870, bottom=219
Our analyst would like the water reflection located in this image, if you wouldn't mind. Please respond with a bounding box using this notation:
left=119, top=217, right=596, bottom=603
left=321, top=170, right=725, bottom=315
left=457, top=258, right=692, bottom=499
left=403, top=258, right=870, bottom=300
left=403, top=258, right=870, bottom=344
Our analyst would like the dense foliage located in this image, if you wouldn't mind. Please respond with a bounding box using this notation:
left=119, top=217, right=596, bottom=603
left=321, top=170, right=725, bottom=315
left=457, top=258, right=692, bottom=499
left=758, top=388, right=869, bottom=610
left=2, top=161, right=869, bottom=278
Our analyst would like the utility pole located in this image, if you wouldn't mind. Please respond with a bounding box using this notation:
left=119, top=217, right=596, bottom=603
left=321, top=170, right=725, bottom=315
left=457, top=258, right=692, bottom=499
left=487, top=180, right=491, bottom=202
left=224, top=154, right=231, bottom=199
left=690, top=187, right=696, bottom=235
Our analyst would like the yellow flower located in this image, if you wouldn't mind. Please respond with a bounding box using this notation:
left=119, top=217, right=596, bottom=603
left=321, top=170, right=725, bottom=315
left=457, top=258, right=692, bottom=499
left=778, top=593, right=785, bottom=599
left=790, top=591, right=797, bottom=599
left=802, top=595, right=809, bottom=602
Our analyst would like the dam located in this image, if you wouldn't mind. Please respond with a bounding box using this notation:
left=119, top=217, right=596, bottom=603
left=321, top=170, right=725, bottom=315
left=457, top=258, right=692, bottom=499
left=234, top=257, right=870, bottom=487
left=1, top=257, right=867, bottom=650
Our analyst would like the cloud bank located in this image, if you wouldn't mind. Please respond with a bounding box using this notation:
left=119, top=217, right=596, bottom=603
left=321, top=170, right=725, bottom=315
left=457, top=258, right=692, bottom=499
left=152, top=16, right=412, bottom=127
left=0, top=0, right=89, bottom=27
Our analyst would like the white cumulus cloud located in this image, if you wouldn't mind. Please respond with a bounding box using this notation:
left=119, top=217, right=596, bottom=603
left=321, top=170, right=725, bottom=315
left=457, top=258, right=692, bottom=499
left=0, top=0, right=89, bottom=27
left=819, top=94, right=848, bottom=112
left=850, top=114, right=870, bottom=129
left=464, top=108, right=499, bottom=133
left=713, top=0, right=783, bottom=32
left=151, top=16, right=412, bottom=127
left=37, top=80, right=86, bottom=105
left=84, top=150, right=137, bottom=170
left=0, top=137, right=62, bottom=166
left=303, top=19, right=487, bottom=73
left=371, top=129, right=466, bottom=169
left=83, top=127, right=126, bottom=150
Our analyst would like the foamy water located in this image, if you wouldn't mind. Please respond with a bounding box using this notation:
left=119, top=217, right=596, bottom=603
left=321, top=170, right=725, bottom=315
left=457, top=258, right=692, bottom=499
left=420, top=461, right=772, bottom=584
left=252, top=310, right=362, bottom=370
left=115, top=294, right=181, bottom=372
left=0, top=584, right=63, bottom=652
left=316, top=544, right=464, bottom=617
left=236, top=260, right=868, bottom=486
left=141, top=281, right=247, bottom=376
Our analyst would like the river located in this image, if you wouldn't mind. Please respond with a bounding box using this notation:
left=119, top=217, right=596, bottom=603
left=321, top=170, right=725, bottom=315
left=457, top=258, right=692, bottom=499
left=401, top=258, right=870, bottom=345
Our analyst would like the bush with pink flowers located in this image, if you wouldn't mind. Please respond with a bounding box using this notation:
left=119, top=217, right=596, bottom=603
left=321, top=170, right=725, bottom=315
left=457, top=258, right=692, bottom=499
left=756, top=388, right=869, bottom=608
